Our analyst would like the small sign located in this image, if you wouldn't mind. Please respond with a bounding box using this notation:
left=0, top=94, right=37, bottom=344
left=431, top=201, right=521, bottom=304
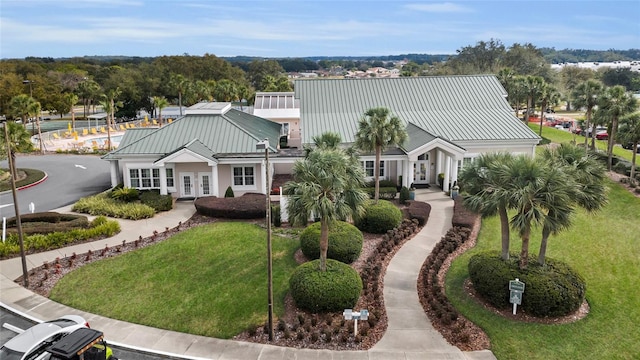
left=510, top=290, right=523, bottom=305
left=360, top=310, right=369, bottom=321
left=343, top=309, right=353, bottom=320
left=509, top=279, right=525, bottom=292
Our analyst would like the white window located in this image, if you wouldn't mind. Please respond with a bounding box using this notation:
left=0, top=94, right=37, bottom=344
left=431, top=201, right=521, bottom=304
left=166, top=168, right=174, bottom=188
left=232, top=166, right=255, bottom=187
left=362, top=161, right=384, bottom=177
left=129, top=168, right=161, bottom=189
left=281, top=123, right=290, bottom=136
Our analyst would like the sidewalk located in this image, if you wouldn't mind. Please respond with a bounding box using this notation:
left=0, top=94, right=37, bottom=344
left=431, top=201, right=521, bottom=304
left=0, top=190, right=496, bottom=360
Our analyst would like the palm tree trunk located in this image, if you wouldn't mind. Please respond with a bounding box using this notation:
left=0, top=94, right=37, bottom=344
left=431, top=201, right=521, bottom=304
left=519, top=225, right=531, bottom=270
left=631, top=141, right=638, bottom=180
left=374, top=146, right=381, bottom=203
left=499, top=205, right=510, bottom=260
left=607, top=118, right=618, bottom=171
left=319, top=219, right=329, bottom=271
left=538, top=227, right=551, bottom=265
left=538, top=101, right=546, bottom=136
left=584, top=108, right=591, bottom=153
left=36, top=117, right=43, bottom=154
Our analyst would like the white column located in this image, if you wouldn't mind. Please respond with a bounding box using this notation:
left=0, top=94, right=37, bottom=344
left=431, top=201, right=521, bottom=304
left=396, top=160, right=402, bottom=186
left=444, top=155, right=451, bottom=192
left=212, top=165, right=219, bottom=197
left=159, top=165, right=168, bottom=195
left=451, top=156, right=460, bottom=186
left=435, top=149, right=443, bottom=176
left=407, top=160, right=415, bottom=187
left=109, top=161, right=119, bottom=188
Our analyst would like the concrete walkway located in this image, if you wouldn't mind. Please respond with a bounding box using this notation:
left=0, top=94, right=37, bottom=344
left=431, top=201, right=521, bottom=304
left=0, top=190, right=496, bottom=360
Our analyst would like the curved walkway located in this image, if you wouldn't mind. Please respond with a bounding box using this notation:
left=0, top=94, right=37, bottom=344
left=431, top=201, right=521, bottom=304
left=0, top=190, right=495, bottom=360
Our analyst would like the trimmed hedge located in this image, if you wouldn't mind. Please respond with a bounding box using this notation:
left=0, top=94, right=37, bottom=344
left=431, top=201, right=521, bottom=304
left=194, top=193, right=266, bottom=219
left=365, top=179, right=397, bottom=188
left=355, top=200, right=402, bottom=234
left=289, top=259, right=362, bottom=313
left=407, top=201, right=431, bottom=226
left=300, top=221, right=363, bottom=264
left=468, top=251, right=586, bottom=317
left=362, top=187, right=397, bottom=200
left=5, top=212, right=89, bottom=235
left=0, top=216, right=120, bottom=258
left=140, top=190, right=173, bottom=212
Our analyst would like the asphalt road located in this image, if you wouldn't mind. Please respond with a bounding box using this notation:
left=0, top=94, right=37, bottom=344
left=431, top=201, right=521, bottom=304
left=0, top=154, right=112, bottom=219
left=1, top=307, right=168, bottom=360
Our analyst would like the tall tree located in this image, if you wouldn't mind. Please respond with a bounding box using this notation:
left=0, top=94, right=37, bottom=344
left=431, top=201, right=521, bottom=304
left=0, top=121, right=33, bottom=162
left=152, top=96, right=169, bottom=126
left=284, top=132, right=368, bottom=271
left=100, top=88, right=122, bottom=151
left=64, top=93, right=79, bottom=131
left=538, top=83, right=560, bottom=136
left=354, top=107, right=407, bottom=203
left=169, top=74, right=189, bottom=116
left=572, top=79, right=604, bottom=152
left=27, top=100, right=43, bottom=154
left=559, top=66, right=595, bottom=111
left=9, top=94, right=37, bottom=130
left=618, top=111, right=640, bottom=180
left=523, top=76, right=545, bottom=123
left=538, top=144, right=607, bottom=265
left=76, top=79, right=100, bottom=118
left=598, top=85, right=638, bottom=170
left=458, top=152, right=515, bottom=260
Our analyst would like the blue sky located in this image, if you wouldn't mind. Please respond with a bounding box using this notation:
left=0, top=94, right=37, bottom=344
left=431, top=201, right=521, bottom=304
left=1, top=0, right=639, bottom=59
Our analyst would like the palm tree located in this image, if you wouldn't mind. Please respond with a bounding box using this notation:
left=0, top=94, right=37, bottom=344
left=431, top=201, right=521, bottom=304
left=9, top=94, right=36, bottom=129
left=214, top=79, right=239, bottom=102
left=170, top=74, right=188, bottom=116
left=27, top=100, right=43, bottom=154
left=152, top=96, right=169, bottom=126
left=1, top=121, right=33, bottom=165
left=598, top=85, right=638, bottom=170
left=284, top=132, right=368, bottom=271
left=458, top=152, right=515, bottom=260
left=77, top=79, right=100, bottom=118
left=538, top=83, right=560, bottom=136
left=572, top=79, right=604, bottom=152
left=354, top=107, right=407, bottom=203
left=619, top=111, right=640, bottom=180
left=64, top=93, right=79, bottom=131
left=537, top=144, right=607, bottom=265
left=101, top=88, right=122, bottom=151
left=523, top=76, right=545, bottom=123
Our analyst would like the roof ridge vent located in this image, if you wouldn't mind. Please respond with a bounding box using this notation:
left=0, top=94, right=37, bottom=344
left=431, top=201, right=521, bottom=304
left=185, top=102, right=231, bottom=115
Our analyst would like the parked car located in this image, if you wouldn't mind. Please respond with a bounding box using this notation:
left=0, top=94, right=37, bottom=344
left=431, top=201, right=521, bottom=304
left=0, top=315, right=89, bottom=360
left=46, top=328, right=116, bottom=360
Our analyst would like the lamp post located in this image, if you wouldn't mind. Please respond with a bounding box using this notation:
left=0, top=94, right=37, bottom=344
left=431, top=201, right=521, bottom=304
left=256, top=139, right=273, bottom=341
left=22, top=80, right=35, bottom=134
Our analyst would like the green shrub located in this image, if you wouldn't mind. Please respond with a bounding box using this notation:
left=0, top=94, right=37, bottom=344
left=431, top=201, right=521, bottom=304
left=468, top=251, right=586, bottom=317
left=271, top=205, right=282, bottom=227
left=110, top=187, right=140, bottom=202
left=362, top=187, right=397, bottom=200
left=140, top=190, right=173, bottom=212
left=72, top=193, right=155, bottom=220
left=194, top=193, right=266, bottom=219
left=407, top=201, right=431, bottom=226
left=355, top=200, right=402, bottom=234
left=300, top=221, right=363, bottom=264
left=5, top=212, right=89, bottom=235
left=365, top=179, right=396, bottom=188
left=437, top=173, right=445, bottom=188
left=225, top=186, right=235, bottom=198
left=289, top=259, right=362, bottom=313
left=399, top=186, right=410, bottom=205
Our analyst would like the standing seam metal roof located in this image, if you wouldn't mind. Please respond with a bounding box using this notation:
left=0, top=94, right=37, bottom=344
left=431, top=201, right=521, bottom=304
left=295, top=75, right=539, bottom=144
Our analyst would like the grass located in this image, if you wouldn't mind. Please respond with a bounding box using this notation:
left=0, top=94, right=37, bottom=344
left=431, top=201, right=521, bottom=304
left=50, top=221, right=300, bottom=339
left=529, top=123, right=636, bottom=162
left=0, top=168, right=46, bottom=192
left=446, top=181, right=640, bottom=359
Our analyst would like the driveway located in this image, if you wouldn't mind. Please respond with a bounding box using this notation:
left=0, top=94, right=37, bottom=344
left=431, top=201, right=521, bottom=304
left=0, top=154, right=111, bottom=218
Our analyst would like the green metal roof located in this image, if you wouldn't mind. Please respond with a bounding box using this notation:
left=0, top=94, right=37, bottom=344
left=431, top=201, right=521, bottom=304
left=295, top=75, right=540, bottom=144
left=103, top=108, right=281, bottom=160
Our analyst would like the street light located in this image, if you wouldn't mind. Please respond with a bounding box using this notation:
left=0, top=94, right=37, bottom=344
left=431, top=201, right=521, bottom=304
left=22, top=80, right=33, bottom=97
left=256, top=138, right=274, bottom=341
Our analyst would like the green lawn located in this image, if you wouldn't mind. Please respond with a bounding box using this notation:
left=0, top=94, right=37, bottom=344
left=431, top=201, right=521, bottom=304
left=529, top=123, right=636, bottom=162
left=446, top=181, right=640, bottom=359
left=50, top=221, right=300, bottom=339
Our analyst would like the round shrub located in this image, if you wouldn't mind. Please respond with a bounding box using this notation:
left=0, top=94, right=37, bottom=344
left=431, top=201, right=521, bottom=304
left=300, top=221, right=363, bottom=264
left=468, top=251, right=586, bottom=317
left=289, top=259, right=362, bottom=313
left=355, top=200, right=402, bottom=234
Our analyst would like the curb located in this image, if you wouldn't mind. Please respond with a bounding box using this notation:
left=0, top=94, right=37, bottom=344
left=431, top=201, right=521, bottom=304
left=0, top=172, right=48, bottom=196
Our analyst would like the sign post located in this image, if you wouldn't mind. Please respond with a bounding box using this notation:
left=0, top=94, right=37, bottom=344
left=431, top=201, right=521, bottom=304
left=343, top=309, right=369, bottom=336
left=509, top=278, right=525, bottom=315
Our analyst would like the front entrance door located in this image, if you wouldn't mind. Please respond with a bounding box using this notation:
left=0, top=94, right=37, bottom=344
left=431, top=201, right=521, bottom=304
left=414, top=160, right=430, bottom=184
left=198, top=173, right=212, bottom=196
left=180, top=172, right=194, bottom=198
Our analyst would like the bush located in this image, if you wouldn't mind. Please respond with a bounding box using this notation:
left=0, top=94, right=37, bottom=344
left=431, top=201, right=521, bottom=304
left=271, top=205, right=282, bottom=227
left=72, top=193, right=155, bottom=220
left=362, top=187, right=397, bottom=200
left=5, top=212, right=89, bottom=235
left=224, top=186, right=235, bottom=198
left=110, top=187, right=140, bottom=202
left=468, top=251, right=586, bottom=317
left=355, top=200, right=402, bottom=234
left=407, top=201, right=431, bottom=226
left=194, top=193, right=266, bottom=219
left=437, top=173, right=445, bottom=188
left=140, top=190, right=173, bottom=212
left=300, top=221, right=363, bottom=264
left=289, top=259, right=362, bottom=313
left=399, top=186, right=410, bottom=205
